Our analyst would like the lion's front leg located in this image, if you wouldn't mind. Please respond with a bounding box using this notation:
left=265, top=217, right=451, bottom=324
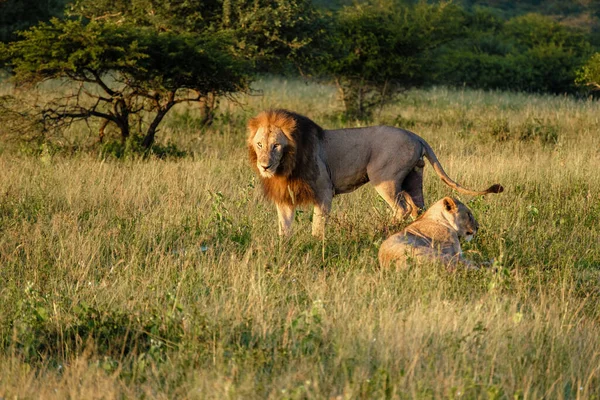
left=276, top=203, right=295, bottom=236
left=312, top=200, right=331, bottom=237
left=311, top=160, right=334, bottom=238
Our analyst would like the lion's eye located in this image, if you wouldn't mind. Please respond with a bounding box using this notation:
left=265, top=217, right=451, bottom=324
left=272, top=143, right=280, bottom=149
left=257, top=142, right=263, bottom=149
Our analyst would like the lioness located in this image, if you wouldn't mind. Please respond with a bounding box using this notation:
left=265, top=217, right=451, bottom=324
left=247, top=109, right=503, bottom=236
left=379, top=197, right=481, bottom=269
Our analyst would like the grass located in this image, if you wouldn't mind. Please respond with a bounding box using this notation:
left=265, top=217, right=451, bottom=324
left=0, top=76, right=600, bottom=398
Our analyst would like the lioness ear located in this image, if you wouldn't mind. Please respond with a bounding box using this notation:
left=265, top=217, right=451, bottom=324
left=443, top=197, right=457, bottom=213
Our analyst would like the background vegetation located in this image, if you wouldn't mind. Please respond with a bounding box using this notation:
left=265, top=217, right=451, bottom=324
left=1, top=0, right=600, bottom=398
left=2, top=0, right=600, bottom=136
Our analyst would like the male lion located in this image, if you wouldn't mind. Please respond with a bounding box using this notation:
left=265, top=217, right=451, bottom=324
left=379, top=197, right=483, bottom=269
left=247, top=109, right=503, bottom=236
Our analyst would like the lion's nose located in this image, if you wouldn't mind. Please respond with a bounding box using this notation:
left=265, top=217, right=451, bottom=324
left=261, top=163, right=272, bottom=171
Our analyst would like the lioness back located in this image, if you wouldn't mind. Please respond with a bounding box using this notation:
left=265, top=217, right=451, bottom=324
left=379, top=197, right=478, bottom=268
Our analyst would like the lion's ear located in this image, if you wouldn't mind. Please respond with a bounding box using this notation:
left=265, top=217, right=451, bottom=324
left=443, top=197, right=457, bottom=213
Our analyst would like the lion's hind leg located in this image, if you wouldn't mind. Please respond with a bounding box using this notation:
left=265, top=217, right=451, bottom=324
left=402, top=164, right=425, bottom=215
left=372, top=180, right=417, bottom=220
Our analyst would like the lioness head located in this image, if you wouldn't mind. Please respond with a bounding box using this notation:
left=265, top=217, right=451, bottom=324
left=441, top=197, right=478, bottom=241
left=247, top=110, right=298, bottom=178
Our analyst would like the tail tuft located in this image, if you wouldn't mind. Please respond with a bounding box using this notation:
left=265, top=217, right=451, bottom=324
left=486, top=184, right=504, bottom=194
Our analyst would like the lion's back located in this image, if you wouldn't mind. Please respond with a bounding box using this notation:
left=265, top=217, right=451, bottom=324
left=322, top=126, right=423, bottom=191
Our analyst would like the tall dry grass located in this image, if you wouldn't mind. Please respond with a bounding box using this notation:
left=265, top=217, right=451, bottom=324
left=0, top=77, right=599, bottom=398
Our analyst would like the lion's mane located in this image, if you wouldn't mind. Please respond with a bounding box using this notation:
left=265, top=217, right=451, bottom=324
left=247, top=109, right=324, bottom=206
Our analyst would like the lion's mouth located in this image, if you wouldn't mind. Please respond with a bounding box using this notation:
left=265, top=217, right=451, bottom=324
left=259, top=164, right=276, bottom=178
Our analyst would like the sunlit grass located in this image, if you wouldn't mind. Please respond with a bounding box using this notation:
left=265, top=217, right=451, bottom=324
left=0, top=77, right=599, bottom=398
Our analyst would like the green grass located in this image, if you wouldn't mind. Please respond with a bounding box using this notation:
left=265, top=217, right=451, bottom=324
left=1, top=77, right=600, bottom=398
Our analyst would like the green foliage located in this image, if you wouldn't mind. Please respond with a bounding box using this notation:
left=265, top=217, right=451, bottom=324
left=576, top=52, right=600, bottom=91
left=225, top=0, right=328, bottom=73
left=459, top=0, right=589, bottom=19
left=70, top=0, right=325, bottom=74
left=65, top=0, right=324, bottom=127
left=68, top=0, right=219, bottom=30
left=435, top=12, right=593, bottom=94
left=320, top=0, right=466, bottom=119
left=0, top=0, right=69, bottom=42
left=6, top=18, right=247, bottom=96
left=3, top=18, right=249, bottom=147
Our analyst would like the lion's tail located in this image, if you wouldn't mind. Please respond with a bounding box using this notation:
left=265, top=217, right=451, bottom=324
left=419, top=138, right=504, bottom=196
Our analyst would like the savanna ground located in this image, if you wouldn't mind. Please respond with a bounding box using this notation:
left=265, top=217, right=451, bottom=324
left=1, top=77, right=600, bottom=399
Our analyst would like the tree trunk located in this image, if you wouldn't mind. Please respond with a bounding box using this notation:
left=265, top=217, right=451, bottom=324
left=199, top=92, right=218, bottom=127
left=141, top=106, right=172, bottom=149
left=116, top=119, right=129, bottom=143
left=113, top=98, right=129, bottom=143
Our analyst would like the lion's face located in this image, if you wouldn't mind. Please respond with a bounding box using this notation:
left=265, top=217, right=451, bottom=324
left=442, top=197, right=479, bottom=241
left=251, top=126, right=290, bottom=178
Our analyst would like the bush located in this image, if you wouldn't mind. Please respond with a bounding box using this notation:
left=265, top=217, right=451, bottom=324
left=435, top=12, right=593, bottom=94
left=320, top=0, right=466, bottom=119
left=576, top=52, right=600, bottom=91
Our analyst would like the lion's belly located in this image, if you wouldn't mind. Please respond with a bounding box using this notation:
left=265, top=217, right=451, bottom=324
left=333, top=172, right=369, bottom=194
left=321, top=129, right=373, bottom=194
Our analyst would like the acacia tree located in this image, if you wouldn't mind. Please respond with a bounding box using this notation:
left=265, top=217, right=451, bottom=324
left=68, top=0, right=326, bottom=125
left=69, top=0, right=324, bottom=67
left=2, top=18, right=249, bottom=148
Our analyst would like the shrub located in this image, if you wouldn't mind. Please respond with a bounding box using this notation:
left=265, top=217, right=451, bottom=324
left=435, top=12, right=593, bottom=94
left=320, top=0, right=466, bottom=119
